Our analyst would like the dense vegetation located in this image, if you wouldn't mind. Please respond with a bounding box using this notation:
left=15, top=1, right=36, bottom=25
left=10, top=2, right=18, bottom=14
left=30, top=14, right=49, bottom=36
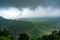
left=0, top=29, right=60, bottom=40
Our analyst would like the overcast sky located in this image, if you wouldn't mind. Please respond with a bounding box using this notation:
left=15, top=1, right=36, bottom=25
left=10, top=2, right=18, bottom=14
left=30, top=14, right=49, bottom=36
left=0, top=0, right=60, bottom=19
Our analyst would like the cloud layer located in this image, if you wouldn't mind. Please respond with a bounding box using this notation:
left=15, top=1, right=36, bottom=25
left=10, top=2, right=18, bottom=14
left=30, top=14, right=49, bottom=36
left=0, top=7, right=21, bottom=19
left=0, top=6, right=60, bottom=19
left=19, top=6, right=60, bottom=18
left=0, top=0, right=60, bottom=19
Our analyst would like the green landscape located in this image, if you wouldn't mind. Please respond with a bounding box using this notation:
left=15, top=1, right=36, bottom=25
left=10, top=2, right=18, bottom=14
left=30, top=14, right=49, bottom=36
left=0, top=0, right=60, bottom=40
left=0, top=17, right=60, bottom=40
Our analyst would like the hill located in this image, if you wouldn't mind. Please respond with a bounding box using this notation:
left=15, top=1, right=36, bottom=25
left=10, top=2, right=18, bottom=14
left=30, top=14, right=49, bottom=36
left=0, top=16, right=60, bottom=39
left=29, top=21, right=60, bottom=39
left=0, top=16, right=34, bottom=35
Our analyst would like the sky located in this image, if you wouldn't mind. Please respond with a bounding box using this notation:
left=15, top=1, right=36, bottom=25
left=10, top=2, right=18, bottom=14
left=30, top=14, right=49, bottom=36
left=0, top=0, right=60, bottom=19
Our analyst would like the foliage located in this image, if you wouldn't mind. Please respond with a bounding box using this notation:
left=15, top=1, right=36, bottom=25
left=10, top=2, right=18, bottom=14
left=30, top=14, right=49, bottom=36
left=41, top=31, right=60, bottom=40
left=18, top=33, right=29, bottom=40
left=0, top=28, right=60, bottom=40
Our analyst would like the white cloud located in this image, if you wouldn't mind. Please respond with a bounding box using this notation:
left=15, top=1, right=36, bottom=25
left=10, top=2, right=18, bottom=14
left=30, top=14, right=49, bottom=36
left=0, top=7, right=21, bottom=19
left=0, top=6, right=60, bottom=19
left=19, top=6, right=60, bottom=18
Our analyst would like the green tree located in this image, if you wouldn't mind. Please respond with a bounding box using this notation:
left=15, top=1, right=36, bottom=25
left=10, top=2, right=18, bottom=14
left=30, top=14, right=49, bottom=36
left=18, top=33, right=29, bottom=40
left=58, top=30, right=60, bottom=37
left=36, top=38, right=41, bottom=40
left=42, top=35, right=48, bottom=40
left=2, top=29, right=11, bottom=37
left=48, top=31, right=59, bottom=40
left=0, top=30, right=3, bottom=36
left=10, top=35, right=14, bottom=40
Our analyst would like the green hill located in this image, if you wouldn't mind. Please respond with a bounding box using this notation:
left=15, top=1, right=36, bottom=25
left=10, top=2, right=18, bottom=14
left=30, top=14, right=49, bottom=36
left=0, top=17, right=60, bottom=39
left=0, top=17, right=34, bottom=35
left=29, top=21, right=60, bottom=39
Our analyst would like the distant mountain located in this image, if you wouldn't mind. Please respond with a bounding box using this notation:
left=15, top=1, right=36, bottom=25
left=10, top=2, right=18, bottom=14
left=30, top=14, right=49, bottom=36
left=20, top=17, right=60, bottom=22
left=0, top=16, right=7, bottom=21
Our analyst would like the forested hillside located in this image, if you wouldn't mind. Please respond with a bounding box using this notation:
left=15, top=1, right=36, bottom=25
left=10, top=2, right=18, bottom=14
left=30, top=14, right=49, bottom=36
left=0, top=17, right=60, bottom=39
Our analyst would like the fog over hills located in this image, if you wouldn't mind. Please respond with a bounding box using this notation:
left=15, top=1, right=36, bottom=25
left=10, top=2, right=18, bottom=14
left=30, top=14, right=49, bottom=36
left=19, top=17, right=60, bottom=22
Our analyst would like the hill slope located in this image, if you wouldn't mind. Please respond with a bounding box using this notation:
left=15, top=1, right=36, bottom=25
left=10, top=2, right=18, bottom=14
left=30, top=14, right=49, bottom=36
left=0, top=16, right=60, bottom=39
left=0, top=16, right=34, bottom=35
left=29, top=21, right=60, bottom=39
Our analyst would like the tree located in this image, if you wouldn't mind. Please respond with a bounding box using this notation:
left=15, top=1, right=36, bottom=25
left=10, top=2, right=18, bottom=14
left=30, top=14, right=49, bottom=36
left=52, top=31, right=57, bottom=36
left=48, top=34, right=59, bottom=40
left=48, top=31, right=59, bottom=40
left=0, top=30, right=3, bottom=36
left=58, top=30, right=60, bottom=37
left=0, top=29, right=11, bottom=37
left=36, top=38, right=41, bottom=40
left=10, top=35, right=14, bottom=40
left=18, top=33, right=29, bottom=40
left=42, top=35, right=49, bottom=40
